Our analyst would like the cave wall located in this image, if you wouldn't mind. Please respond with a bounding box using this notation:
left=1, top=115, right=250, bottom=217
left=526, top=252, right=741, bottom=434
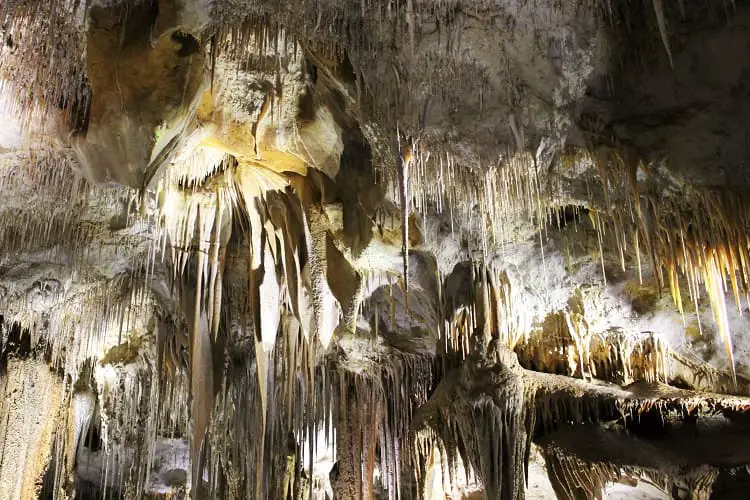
left=1, top=0, right=750, bottom=499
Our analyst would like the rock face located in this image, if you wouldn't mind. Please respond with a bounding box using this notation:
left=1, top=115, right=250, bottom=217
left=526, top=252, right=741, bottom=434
left=0, top=359, right=62, bottom=500
left=1, top=0, right=750, bottom=499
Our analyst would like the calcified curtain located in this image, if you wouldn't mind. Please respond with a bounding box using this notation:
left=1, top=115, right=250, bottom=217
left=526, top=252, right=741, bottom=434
left=3, top=0, right=750, bottom=499
left=0, top=1, right=440, bottom=496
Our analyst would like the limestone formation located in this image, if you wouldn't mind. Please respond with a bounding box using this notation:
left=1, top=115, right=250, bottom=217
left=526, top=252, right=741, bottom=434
left=0, top=0, right=750, bottom=498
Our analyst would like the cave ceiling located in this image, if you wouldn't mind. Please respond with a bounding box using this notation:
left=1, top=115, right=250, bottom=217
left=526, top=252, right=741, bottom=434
left=1, top=0, right=750, bottom=499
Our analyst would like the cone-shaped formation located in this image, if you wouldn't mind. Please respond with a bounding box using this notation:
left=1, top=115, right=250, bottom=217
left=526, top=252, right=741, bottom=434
left=0, top=1, right=750, bottom=499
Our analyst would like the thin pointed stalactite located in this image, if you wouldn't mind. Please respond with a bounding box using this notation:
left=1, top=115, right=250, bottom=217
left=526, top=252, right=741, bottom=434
left=0, top=0, right=89, bottom=130
left=397, top=130, right=412, bottom=310
left=651, top=0, right=674, bottom=68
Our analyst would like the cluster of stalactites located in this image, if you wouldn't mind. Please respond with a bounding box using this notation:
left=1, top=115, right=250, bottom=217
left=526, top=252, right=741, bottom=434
left=0, top=148, right=94, bottom=261
left=30, top=335, right=171, bottom=500
left=593, top=147, right=750, bottom=381
left=0, top=0, right=88, bottom=130
left=658, top=215, right=750, bottom=383
left=517, top=316, right=670, bottom=386
left=542, top=445, right=670, bottom=500
left=388, top=149, right=545, bottom=252
left=385, top=147, right=548, bottom=327
left=210, top=0, right=463, bottom=63
left=440, top=261, right=671, bottom=386
left=199, top=317, right=434, bottom=498
left=93, top=356, right=161, bottom=498
left=412, top=347, right=529, bottom=500
left=152, top=138, right=382, bottom=496
left=1, top=268, right=157, bottom=386
left=591, top=330, right=669, bottom=385
left=542, top=443, right=724, bottom=500
left=443, top=263, right=527, bottom=359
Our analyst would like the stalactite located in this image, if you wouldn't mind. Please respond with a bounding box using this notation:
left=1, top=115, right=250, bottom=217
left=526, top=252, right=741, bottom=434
left=651, top=0, right=674, bottom=68
left=91, top=350, right=162, bottom=500
left=3, top=2, right=748, bottom=498
left=590, top=147, right=750, bottom=382
left=0, top=0, right=89, bottom=130
left=397, top=131, right=414, bottom=308
left=0, top=147, right=95, bottom=263
left=543, top=445, right=653, bottom=500
left=413, top=346, right=529, bottom=500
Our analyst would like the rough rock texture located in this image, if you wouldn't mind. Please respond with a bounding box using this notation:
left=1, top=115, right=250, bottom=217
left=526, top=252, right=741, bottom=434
left=0, top=359, right=63, bottom=499
left=580, top=1, right=750, bottom=190
left=1, top=0, right=750, bottom=499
